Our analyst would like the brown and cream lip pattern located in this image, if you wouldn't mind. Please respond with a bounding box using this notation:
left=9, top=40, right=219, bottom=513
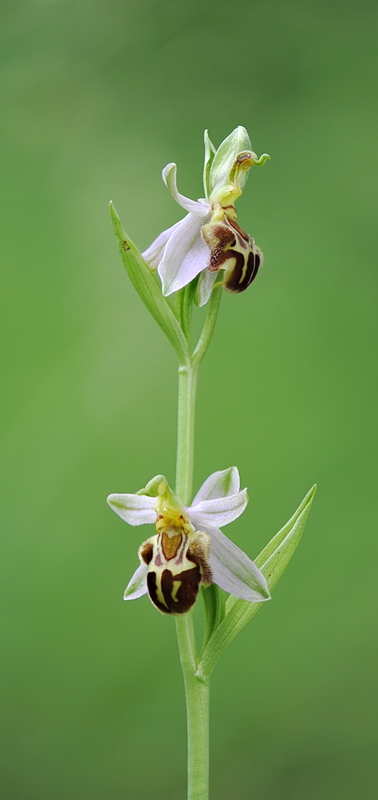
left=139, top=516, right=212, bottom=615
left=201, top=212, right=263, bottom=294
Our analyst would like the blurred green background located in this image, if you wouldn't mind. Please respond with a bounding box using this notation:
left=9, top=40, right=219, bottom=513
left=1, top=0, right=377, bottom=798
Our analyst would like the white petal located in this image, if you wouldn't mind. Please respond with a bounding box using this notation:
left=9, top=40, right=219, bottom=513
left=158, top=212, right=211, bottom=296
left=142, top=219, right=183, bottom=269
left=175, top=232, right=211, bottom=291
left=208, top=527, right=270, bottom=602
left=163, top=163, right=210, bottom=216
left=123, top=563, right=148, bottom=600
left=195, top=268, right=218, bottom=307
left=191, top=467, right=240, bottom=505
left=189, top=488, right=248, bottom=528
left=107, top=493, right=156, bottom=525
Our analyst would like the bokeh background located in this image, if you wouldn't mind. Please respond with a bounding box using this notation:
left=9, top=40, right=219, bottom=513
left=1, top=1, right=377, bottom=798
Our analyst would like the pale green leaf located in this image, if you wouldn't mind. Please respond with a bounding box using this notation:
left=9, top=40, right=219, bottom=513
left=200, top=583, right=226, bottom=654
left=196, top=485, right=316, bottom=680
left=110, top=202, right=189, bottom=365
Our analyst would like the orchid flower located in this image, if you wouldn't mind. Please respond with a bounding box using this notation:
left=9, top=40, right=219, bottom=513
left=107, top=467, right=270, bottom=615
left=142, top=127, right=270, bottom=306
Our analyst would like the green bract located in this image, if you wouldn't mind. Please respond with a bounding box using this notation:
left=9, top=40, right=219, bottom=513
left=109, top=201, right=190, bottom=365
left=196, top=485, right=317, bottom=679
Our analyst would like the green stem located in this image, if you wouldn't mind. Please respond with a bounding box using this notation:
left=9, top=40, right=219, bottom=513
left=192, top=286, right=222, bottom=369
left=175, top=614, right=210, bottom=800
left=175, top=361, right=210, bottom=800
left=174, top=289, right=222, bottom=800
left=175, top=363, right=198, bottom=506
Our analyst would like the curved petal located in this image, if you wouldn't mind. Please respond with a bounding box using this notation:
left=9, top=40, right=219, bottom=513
left=123, top=562, right=148, bottom=600
left=191, top=467, right=240, bottom=506
left=107, top=493, right=156, bottom=525
left=163, top=163, right=210, bottom=216
left=195, top=267, right=218, bottom=307
left=158, top=212, right=211, bottom=296
left=189, top=488, right=248, bottom=528
left=142, top=219, right=183, bottom=269
left=208, top=526, right=270, bottom=602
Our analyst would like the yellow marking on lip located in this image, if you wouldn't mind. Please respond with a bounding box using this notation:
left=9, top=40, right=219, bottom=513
left=171, top=580, right=182, bottom=603
left=154, top=571, right=169, bottom=609
left=161, top=531, right=182, bottom=560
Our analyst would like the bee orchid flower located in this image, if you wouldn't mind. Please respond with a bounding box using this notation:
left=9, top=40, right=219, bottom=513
left=107, top=467, right=270, bottom=615
left=142, top=127, right=270, bottom=306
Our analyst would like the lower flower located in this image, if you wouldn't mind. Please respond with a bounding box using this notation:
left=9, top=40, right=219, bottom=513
left=107, top=467, right=270, bottom=615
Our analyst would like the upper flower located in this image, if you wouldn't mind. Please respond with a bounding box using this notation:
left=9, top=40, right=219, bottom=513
left=142, top=127, right=270, bottom=306
left=107, top=467, right=270, bottom=615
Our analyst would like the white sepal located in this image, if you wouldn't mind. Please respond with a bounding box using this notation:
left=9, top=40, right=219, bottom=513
left=195, top=268, right=218, bottom=307
left=158, top=212, right=211, bottom=296
left=189, top=487, right=248, bottom=528
left=123, top=563, right=148, bottom=600
left=142, top=219, right=183, bottom=270
left=191, top=467, right=240, bottom=505
left=207, top=526, right=270, bottom=602
left=107, top=493, right=156, bottom=525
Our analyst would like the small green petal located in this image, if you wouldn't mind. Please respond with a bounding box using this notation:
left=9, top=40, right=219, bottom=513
left=137, top=475, right=169, bottom=497
left=253, top=152, right=271, bottom=166
left=203, top=129, right=216, bottom=200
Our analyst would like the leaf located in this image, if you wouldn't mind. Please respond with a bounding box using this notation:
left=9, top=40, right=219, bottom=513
left=109, top=202, right=189, bottom=365
left=200, top=583, right=226, bottom=655
left=195, top=485, right=316, bottom=680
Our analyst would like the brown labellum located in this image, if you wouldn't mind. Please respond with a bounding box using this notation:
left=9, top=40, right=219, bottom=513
left=145, top=529, right=212, bottom=615
left=147, top=564, right=202, bottom=615
left=201, top=216, right=263, bottom=294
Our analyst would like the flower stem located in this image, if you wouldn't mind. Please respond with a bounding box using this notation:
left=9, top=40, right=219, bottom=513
left=192, top=286, right=222, bottom=369
left=175, top=613, right=210, bottom=800
left=175, top=290, right=222, bottom=800
left=175, top=363, right=198, bottom=506
left=176, top=359, right=210, bottom=800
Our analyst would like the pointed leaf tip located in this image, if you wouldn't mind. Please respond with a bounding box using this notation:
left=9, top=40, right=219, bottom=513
left=109, top=200, right=118, bottom=220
